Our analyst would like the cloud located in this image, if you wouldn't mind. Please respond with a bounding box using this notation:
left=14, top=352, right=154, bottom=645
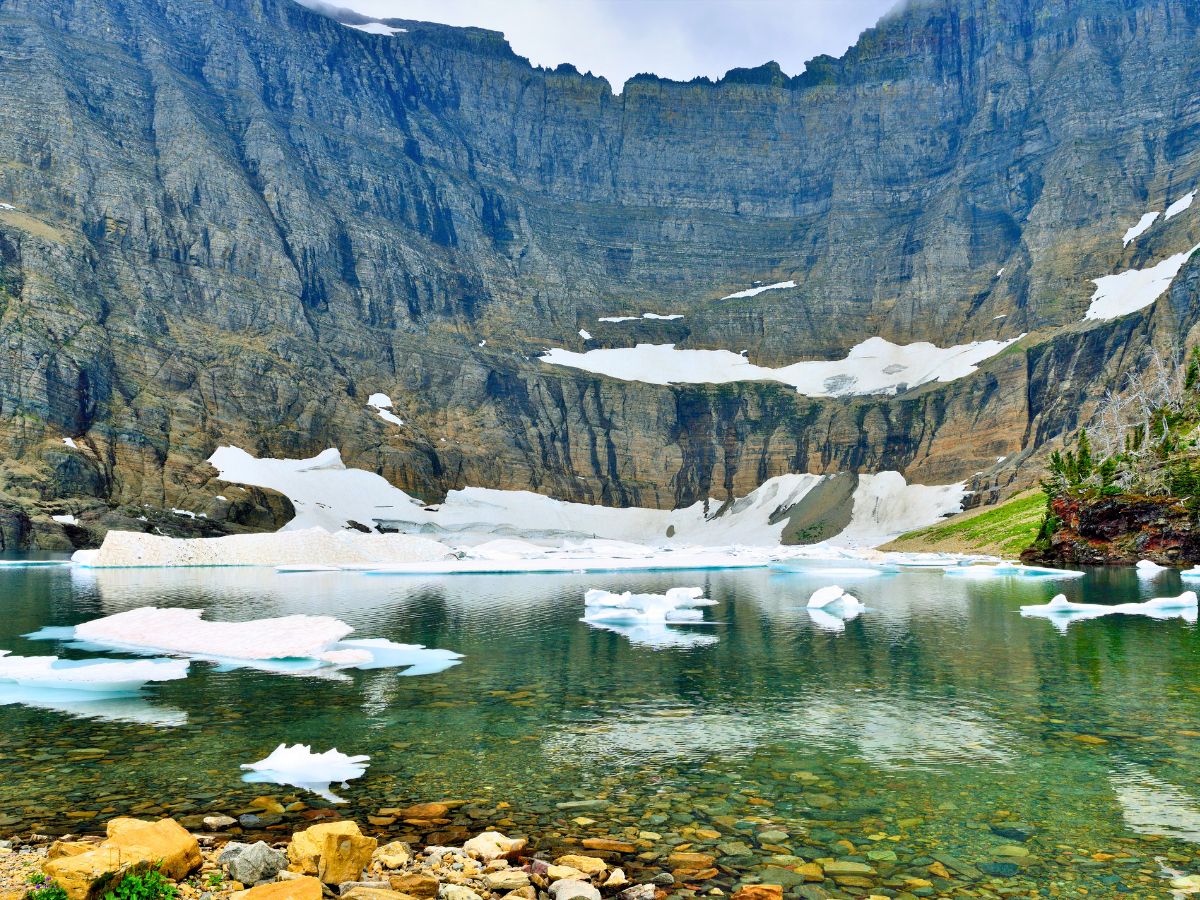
left=293, top=0, right=900, bottom=91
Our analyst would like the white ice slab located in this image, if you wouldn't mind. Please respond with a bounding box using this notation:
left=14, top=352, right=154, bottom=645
left=1085, top=244, right=1200, bottom=321
left=540, top=335, right=1022, bottom=398
left=0, top=650, right=188, bottom=693
left=1020, top=591, right=1198, bottom=631
left=26, top=607, right=462, bottom=677
left=582, top=587, right=716, bottom=624
left=241, top=743, right=370, bottom=803
left=598, top=313, right=683, bottom=322
left=805, top=585, right=864, bottom=611
left=1136, top=559, right=1167, bottom=577
left=346, top=21, right=405, bottom=35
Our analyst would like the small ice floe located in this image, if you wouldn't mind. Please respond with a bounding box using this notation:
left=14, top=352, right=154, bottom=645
left=944, top=562, right=1083, bottom=579
left=1137, top=559, right=1168, bottom=578
left=0, top=650, right=188, bottom=693
left=241, top=744, right=369, bottom=803
left=25, top=607, right=462, bottom=677
left=0, top=559, right=70, bottom=568
left=581, top=588, right=718, bottom=649
left=1020, top=592, right=1198, bottom=632
left=367, top=393, right=404, bottom=427
left=805, top=586, right=865, bottom=632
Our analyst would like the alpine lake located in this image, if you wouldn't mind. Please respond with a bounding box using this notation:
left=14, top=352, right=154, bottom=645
left=2, top=558, right=1199, bottom=898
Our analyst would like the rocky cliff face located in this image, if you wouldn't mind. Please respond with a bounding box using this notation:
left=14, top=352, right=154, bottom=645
left=0, top=0, right=1198, bottom=544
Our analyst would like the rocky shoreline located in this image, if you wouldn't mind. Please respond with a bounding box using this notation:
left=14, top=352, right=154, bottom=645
left=0, top=801, right=1191, bottom=900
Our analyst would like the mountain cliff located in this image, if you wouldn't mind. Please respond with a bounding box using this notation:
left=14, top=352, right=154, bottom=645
left=0, top=0, right=1198, bottom=546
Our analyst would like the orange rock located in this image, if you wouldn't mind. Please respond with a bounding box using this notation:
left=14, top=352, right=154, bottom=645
left=928, top=861, right=950, bottom=879
left=238, top=876, right=323, bottom=900
left=396, top=803, right=449, bottom=819
left=44, top=818, right=200, bottom=900
left=732, top=886, right=782, bottom=900
left=581, top=839, right=636, bottom=854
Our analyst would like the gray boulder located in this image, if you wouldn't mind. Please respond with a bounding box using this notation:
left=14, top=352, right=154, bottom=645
left=219, top=841, right=288, bottom=884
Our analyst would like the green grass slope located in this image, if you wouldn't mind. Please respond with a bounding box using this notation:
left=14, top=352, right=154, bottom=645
left=880, top=491, right=1044, bottom=557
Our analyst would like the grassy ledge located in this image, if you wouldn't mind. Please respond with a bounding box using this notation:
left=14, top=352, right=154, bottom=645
left=880, top=490, right=1044, bottom=557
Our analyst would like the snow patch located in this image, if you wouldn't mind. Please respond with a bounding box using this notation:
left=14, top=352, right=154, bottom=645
left=242, top=744, right=369, bottom=803
left=720, top=280, right=796, bottom=300
left=52, top=514, right=79, bottom=526
left=1165, top=191, right=1195, bottom=221
left=209, top=447, right=428, bottom=532
left=62, top=437, right=79, bottom=449
left=598, top=313, right=684, bottom=323
left=578, top=329, right=592, bottom=340
left=540, top=336, right=1021, bottom=397
left=1123, top=212, right=1160, bottom=247
left=367, top=393, right=404, bottom=427
left=1085, top=245, right=1200, bottom=321
left=346, top=21, right=405, bottom=35
left=0, top=203, right=14, bottom=211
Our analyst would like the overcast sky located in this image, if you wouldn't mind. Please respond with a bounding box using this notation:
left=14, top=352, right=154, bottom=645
left=300, top=0, right=902, bottom=90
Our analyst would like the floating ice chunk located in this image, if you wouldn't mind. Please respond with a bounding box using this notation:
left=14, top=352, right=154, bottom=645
left=582, top=588, right=718, bottom=648
left=0, top=650, right=188, bottom=693
left=367, top=393, right=404, bottom=427
left=1123, top=212, right=1160, bottom=247
left=333, top=638, right=463, bottom=676
left=71, top=549, right=99, bottom=566
left=1182, top=567, right=1200, bottom=578
left=26, top=607, right=462, bottom=677
left=721, top=280, right=796, bottom=300
left=805, top=585, right=864, bottom=612
left=1136, top=559, right=1167, bottom=578
left=1085, top=244, right=1200, bottom=321
left=1165, top=191, right=1195, bottom=221
left=0, top=559, right=70, bottom=568
left=1020, top=592, right=1198, bottom=631
left=583, top=587, right=716, bottom=624
left=241, top=744, right=369, bottom=803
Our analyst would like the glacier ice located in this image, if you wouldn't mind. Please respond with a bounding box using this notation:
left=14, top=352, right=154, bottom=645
left=1020, top=591, right=1198, bottom=631
left=241, top=743, right=370, bottom=803
left=581, top=587, right=719, bottom=648
left=25, top=607, right=462, bottom=677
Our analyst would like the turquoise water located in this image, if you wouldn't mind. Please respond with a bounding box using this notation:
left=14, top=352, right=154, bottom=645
left=1, top=560, right=1199, bottom=895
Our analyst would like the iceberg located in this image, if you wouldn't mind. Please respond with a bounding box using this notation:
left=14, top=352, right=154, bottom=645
left=581, top=588, right=719, bottom=648
left=805, top=585, right=865, bottom=612
left=1020, top=591, right=1198, bottom=631
left=241, top=744, right=369, bottom=803
left=25, top=607, right=463, bottom=677
left=582, top=587, right=716, bottom=624
left=1136, top=559, right=1167, bottom=578
left=0, top=650, right=188, bottom=692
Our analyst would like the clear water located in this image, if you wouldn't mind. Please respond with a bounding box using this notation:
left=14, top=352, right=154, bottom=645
left=2, top=560, right=1199, bottom=896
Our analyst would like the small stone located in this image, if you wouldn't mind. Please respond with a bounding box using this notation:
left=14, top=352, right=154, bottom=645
left=318, top=832, right=378, bottom=885
left=616, top=887, right=656, bottom=900
left=756, top=832, right=787, bottom=844
left=650, top=874, right=675, bottom=887
left=204, top=816, right=238, bottom=832
left=484, top=871, right=530, bottom=892
left=554, top=855, right=607, bottom=877
left=463, top=833, right=527, bottom=862
left=437, top=886, right=481, bottom=900
left=220, top=842, right=288, bottom=885
left=731, top=886, right=782, bottom=900
left=374, top=843, right=413, bottom=870
left=388, top=875, right=438, bottom=899
left=547, top=866, right=587, bottom=882
left=237, top=877, right=323, bottom=900
left=602, top=870, right=628, bottom=889
left=342, top=889, right=416, bottom=900
left=797, top=864, right=823, bottom=883
left=821, top=861, right=874, bottom=877
left=251, top=798, right=286, bottom=815
left=547, top=880, right=600, bottom=900
left=398, top=804, right=450, bottom=820
left=581, top=839, right=636, bottom=854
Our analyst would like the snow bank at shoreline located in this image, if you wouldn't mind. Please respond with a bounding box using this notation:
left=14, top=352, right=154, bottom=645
left=75, top=527, right=451, bottom=569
